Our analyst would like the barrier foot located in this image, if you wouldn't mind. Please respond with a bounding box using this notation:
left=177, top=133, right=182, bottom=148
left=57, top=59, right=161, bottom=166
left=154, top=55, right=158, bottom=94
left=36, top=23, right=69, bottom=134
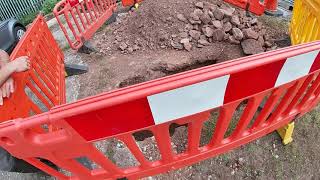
left=65, top=63, right=88, bottom=77
left=277, top=122, right=294, bottom=145
left=265, top=9, right=284, bottom=17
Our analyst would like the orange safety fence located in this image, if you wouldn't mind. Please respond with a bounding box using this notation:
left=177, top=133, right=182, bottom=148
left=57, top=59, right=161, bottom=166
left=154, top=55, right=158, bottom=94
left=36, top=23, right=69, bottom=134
left=0, top=15, right=320, bottom=179
left=53, top=0, right=117, bottom=50
left=0, top=15, right=65, bottom=123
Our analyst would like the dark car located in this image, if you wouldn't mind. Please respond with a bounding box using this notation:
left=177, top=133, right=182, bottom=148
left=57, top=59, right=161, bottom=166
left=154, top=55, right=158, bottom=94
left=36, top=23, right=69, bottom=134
left=0, top=19, right=26, bottom=54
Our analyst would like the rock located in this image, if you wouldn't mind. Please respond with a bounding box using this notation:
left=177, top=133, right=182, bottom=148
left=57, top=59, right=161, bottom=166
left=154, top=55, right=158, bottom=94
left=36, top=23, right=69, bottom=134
left=242, top=28, right=259, bottom=39
left=195, top=2, right=204, bottom=9
left=203, top=27, right=214, bottom=37
left=232, top=28, right=243, bottom=40
left=194, top=9, right=204, bottom=16
left=190, top=12, right=200, bottom=21
left=180, top=38, right=190, bottom=44
left=231, top=15, right=241, bottom=26
left=258, top=36, right=264, bottom=46
left=185, top=23, right=194, bottom=30
left=184, top=42, right=192, bottom=51
left=132, top=44, right=140, bottom=51
left=223, top=22, right=232, bottom=32
left=229, top=35, right=240, bottom=44
left=241, top=39, right=264, bottom=55
left=179, top=32, right=189, bottom=38
left=127, top=47, right=134, bottom=53
left=119, top=42, right=128, bottom=51
left=177, top=14, right=188, bottom=23
left=200, top=35, right=207, bottom=40
left=224, top=33, right=230, bottom=41
left=198, top=39, right=210, bottom=46
left=250, top=18, right=258, bottom=25
left=200, top=13, right=211, bottom=24
left=212, top=20, right=223, bottom=29
left=208, top=10, right=214, bottom=18
left=213, top=8, right=224, bottom=20
left=265, top=41, right=273, bottom=47
left=205, top=3, right=217, bottom=12
left=171, top=41, right=183, bottom=50
left=189, top=19, right=202, bottom=25
left=212, top=29, right=225, bottom=41
left=189, top=30, right=201, bottom=40
left=221, top=7, right=235, bottom=17
left=193, top=24, right=200, bottom=30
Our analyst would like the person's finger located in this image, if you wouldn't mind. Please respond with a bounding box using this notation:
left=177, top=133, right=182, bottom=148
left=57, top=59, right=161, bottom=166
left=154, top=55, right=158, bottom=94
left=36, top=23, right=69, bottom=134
left=0, top=90, right=3, bottom=106
left=9, top=81, right=14, bottom=93
left=5, top=83, right=10, bottom=98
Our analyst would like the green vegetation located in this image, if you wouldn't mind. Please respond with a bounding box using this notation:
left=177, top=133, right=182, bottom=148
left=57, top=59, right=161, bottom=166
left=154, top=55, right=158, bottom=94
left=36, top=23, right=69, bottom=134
left=41, top=0, right=60, bottom=15
left=20, top=11, right=38, bottom=26
left=20, top=0, right=59, bottom=25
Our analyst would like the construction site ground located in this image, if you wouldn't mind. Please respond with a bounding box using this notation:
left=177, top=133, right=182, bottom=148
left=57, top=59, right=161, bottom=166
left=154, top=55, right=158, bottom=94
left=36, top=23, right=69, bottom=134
left=1, top=0, right=320, bottom=179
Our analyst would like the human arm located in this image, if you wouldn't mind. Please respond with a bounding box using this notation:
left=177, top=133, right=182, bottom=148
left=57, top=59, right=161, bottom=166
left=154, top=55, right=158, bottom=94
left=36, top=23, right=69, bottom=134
left=0, top=57, right=30, bottom=105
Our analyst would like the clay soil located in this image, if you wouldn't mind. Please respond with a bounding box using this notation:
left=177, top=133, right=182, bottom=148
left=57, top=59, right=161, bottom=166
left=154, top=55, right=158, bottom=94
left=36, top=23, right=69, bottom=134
left=69, top=0, right=320, bottom=179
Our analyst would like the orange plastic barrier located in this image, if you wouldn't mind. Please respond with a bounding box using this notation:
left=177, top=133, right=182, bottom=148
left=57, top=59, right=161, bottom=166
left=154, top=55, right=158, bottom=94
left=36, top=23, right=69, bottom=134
left=53, top=0, right=117, bottom=50
left=0, top=16, right=65, bottom=122
left=1, top=36, right=320, bottom=179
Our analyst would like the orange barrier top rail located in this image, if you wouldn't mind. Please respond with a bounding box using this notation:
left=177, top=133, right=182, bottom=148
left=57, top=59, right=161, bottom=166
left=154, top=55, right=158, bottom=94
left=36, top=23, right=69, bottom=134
left=0, top=28, right=320, bottom=179
left=53, top=0, right=117, bottom=50
left=0, top=16, right=65, bottom=122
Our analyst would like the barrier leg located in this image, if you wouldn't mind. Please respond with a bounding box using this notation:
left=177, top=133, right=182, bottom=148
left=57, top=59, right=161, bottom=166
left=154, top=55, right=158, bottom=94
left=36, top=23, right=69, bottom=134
left=277, top=122, right=295, bottom=145
left=264, top=0, right=284, bottom=17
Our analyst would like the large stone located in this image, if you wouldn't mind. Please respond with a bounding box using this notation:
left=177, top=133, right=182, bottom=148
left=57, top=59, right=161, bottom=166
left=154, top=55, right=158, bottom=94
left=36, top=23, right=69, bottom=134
left=205, top=3, right=217, bottom=12
left=203, top=27, right=214, bottom=37
left=213, top=8, right=224, bottom=20
left=179, top=32, right=189, bottom=38
left=189, top=30, right=201, bottom=40
left=190, top=12, right=200, bottom=21
left=232, top=28, right=243, bottom=40
left=221, top=7, right=235, bottom=17
left=212, top=20, right=223, bottom=29
left=228, top=35, right=240, bottom=44
left=223, top=22, right=232, bottom=32
left=180, top=38, right=190, bottom=44
left=241, top=39, right=264, bottom=55
left=177, top=14, right=188, bottom=23
left=200, top=13, right=211, bottom=24
left=195, top=2, right=204, bottom=9
left=198, top=39, right=211, bottom=46
left=212, top=29, right=225, bottom=41
left=171, top=41, right=183, bottom=50
left=119, top=42, right=128, bottom=51
left=231, top=15, right=241, bottom=26
left=242, top=28, right=259, bottom=39
left=184, top=42, right=192, bottom=51
left=258, top=36, right=265, bottom=46
left=194, top=9, right=204, bottom=16
left=185, top=23, right=194, bottom=30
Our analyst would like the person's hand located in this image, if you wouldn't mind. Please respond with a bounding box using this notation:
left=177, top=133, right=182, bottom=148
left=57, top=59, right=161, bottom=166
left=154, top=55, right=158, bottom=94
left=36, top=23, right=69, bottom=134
left=1, top=77, right=14, bottom=98
left=8, top=56, right=31, bottom=73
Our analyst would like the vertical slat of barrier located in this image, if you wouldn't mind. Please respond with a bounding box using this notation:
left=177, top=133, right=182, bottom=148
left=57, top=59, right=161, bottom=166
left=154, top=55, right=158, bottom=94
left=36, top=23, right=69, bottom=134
left=231, top=95, right=265, bottom=138
left=70, top=8, right=83, bottom=34
left=119, top=135, right=151, bottom=168
left=299, top=73, right=320, bottom=108
left=251, top=88, right=285, bottom=129
left=75, top=5, right=87, bottom=30
left=85, top=0, right=96, bottom=21
left=284, top=75, right=315, bottom=114
left=269, top=81, right=305, bottom=123
left=210, top=102, right=239, bottom=147
left=86, top=146, right=122, bottom=174
left=153, top=124, right=174, bottom=163
left=80, top=2, right=91, bottom=26
left=187, top=119, right=205, bottom=154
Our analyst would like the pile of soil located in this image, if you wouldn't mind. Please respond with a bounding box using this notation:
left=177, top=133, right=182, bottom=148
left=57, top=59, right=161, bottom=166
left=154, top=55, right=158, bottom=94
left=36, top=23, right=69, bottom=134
left=94, top=0, right=278, bottom=56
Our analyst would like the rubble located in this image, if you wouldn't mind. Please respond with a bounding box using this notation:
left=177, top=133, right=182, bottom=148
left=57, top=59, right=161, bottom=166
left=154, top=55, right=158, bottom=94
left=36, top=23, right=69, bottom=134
left=241, top=39, right=264, bottom=55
